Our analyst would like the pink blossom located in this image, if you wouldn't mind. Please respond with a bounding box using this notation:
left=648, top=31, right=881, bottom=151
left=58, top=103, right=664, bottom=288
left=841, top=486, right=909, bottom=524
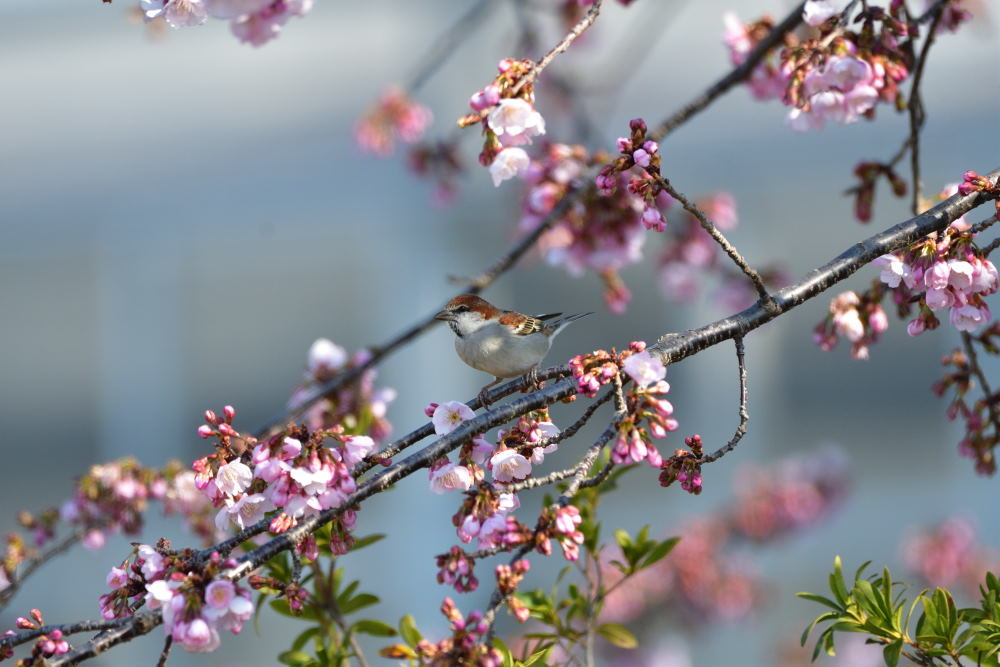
left=429, top=463, right=474, bottom=494
left=924, top=261, right=951, bottom=290
left=490, top=450, right=532, bottom=483
left=215, top=493, right=272, bottom=531
left=470, top=436, right=494, bottom=466
left=949, top=304, right=990, bottom=332
left=947, top=260, right=974, bottom=290
left=868, top=307, right=889, bottom=334
left=81, top=529, right=106, bottom=550
left=432, top=401, right=475, bottom=435
left=487, top=99, right=546, bottom=147
left=623, top=350, right=667, bottom=388
left=907, top=318, right=926, bottom=337
left=489, top=148, right=530, bottom=187
left=106, top=567, right=128, bottom=589
left=204, top=580, right=235, bottom=609
left=342, top=435, right=377, bottom=468
left=874, top=254, right=906, bottom=288
left=925, top=288, right=954, bottom=310
left=306, top=338, right=346, bottom=378
left=469, top=85, right=500, bottom=112
left=803, top=0, right=837, bottom=26
left=214, top=460, right=253, bottom=497
left=174, top=617, right=220, bottom=653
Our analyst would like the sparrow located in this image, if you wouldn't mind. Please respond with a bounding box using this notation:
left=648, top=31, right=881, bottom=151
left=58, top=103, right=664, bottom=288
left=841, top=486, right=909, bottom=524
left=434, top=294, right=592, bottom=405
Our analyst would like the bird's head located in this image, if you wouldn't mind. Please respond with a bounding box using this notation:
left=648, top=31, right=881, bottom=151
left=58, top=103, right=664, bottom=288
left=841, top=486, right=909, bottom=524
left=434, top=294, right=500, bottom=337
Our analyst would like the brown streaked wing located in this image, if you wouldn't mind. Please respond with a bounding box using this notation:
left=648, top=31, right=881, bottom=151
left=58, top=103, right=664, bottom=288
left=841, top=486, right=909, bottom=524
left=499, top=311, right=545, bottom=336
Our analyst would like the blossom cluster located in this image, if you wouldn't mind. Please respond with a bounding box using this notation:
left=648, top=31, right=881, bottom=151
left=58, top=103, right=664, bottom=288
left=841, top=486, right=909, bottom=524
left=356, top=87, right=433, bottom=157
left=138, top=0, right=313, bottom=47
left=457, top=59, right=547, bottom=187
left=813, top=289, right=889, bottom=360
left=100, top=544, right=253, bottom=653
left=194, top=420, right=374, bottom=551
left=521, top=142, right=650, bottom=313
left=875, top=228, right=998, bottom=336
left=658, top=434, right=704, bottom=495
left=725, top=2, right=972, bottom=132
left=56, top=458, right=167, bottom=551
left=2, top=609, right=71, bottom=663
left=288, top=338, right=396, bottom=443
left=495, top=559, right=531, bottom=622
left=602, top=449, right=848, bottom=623
left=381, top=598, right=503, bottom=667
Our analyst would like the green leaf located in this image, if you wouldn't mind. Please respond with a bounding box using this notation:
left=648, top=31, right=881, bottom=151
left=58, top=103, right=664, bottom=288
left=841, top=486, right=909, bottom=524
left=597, top=623, right=638, bottom=649
left=799, top=611, right=840, bottom=647
left=277, top=650, right=318, bottom=666
left=797, top=592, right=843, bottom=612
left=291, top=627, right=320, bottom=652
left=883, top=639, right=902, bottom=667
left=615, top=529, right=632, bottom=551
left=339, top=593, right=380, bottom=615
left=350, top=533, right=386, bottom=552
left=522, top=645, right=553, bottom=666
left=830, top=556, right=850, bottom=606
left=639, top=537, right=680, bottom=570
left=351, top=619, right=396, bottom=637
left=399, top=614, right=422, bottom=646
left=492, top=636, right=514, bottom=667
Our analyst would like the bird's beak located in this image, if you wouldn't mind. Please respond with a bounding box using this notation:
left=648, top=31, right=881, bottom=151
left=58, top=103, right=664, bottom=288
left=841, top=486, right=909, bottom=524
left=434, top=310, right=455, bottom=322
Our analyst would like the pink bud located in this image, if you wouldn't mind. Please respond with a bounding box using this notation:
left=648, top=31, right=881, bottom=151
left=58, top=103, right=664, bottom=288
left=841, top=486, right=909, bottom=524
left=424, top=402, right=439, bottom=418
left=204, top=410, right=218, bottom=425
left=906, top=318, right=926, bottom=336
left=963, top=170, right=980, bottom=182
left=223, top=405, right=236, bottom=422
left=958, top=182, right=977, bottom=196
left=197, top=425, right=214, bottom=439
left=629, top=117, right=647, bottom=134
left=218, top=423, right=236, bottom=437
left=616, top=137, right=633, bottom=153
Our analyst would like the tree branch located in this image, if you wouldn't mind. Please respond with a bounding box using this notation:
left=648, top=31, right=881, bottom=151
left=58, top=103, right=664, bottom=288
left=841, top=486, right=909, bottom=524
left=700, top=337, right=749, bottom=464
left=39, top=171, right=999, bottom=665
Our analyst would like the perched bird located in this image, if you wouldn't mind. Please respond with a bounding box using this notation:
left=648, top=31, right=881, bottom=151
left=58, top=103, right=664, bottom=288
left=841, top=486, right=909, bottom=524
left=434, top=294, right=592, bottom=405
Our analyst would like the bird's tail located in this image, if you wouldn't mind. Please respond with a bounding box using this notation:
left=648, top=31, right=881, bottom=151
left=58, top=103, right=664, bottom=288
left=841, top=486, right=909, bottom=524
left=543, top=311, right=593, bottom=337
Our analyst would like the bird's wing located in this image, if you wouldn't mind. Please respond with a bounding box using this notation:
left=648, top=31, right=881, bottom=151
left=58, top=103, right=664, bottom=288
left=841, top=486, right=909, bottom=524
left=534, top=312, right=563, bottom=322
left=499, top=311, right=546, bottom=336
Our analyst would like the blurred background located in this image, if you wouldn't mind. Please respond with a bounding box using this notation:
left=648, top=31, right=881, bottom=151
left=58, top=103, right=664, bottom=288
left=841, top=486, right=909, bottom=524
left=1, top=0, right=998, bottom=664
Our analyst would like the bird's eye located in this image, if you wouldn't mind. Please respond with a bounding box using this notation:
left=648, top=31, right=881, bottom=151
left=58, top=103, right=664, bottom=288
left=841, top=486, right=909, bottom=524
left=454, top=305, right=469, bottom=313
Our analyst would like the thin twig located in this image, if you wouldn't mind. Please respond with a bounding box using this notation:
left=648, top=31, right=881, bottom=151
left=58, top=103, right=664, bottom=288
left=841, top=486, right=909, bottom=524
left=700, top=337, right=749, bottom=464
left=907, top=3, right=945, bottom=215
left=510, top=1, right=604, bottom=97
left=654, top=174, right=778, bottom=313
left=156, top=635, right=173, bottom=667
